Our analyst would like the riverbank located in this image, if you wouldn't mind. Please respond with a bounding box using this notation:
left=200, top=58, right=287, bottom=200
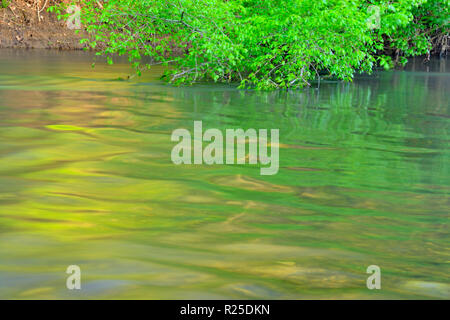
left=0, top=0, right=88, bottom=49
left=1, top=1, right=447, bottom=58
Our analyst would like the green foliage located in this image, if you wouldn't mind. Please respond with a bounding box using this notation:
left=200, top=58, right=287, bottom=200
left=54, top=0, right=449, bottom=89
left=1, top=0, right=11, bottom=9
left=368, top=0, right=449, bottom=64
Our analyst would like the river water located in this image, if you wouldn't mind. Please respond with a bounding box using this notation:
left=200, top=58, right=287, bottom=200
left=0, top=50, right=448, bottom=299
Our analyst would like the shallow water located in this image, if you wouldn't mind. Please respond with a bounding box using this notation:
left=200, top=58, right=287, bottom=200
left=0, top=50, right=448, bottom=299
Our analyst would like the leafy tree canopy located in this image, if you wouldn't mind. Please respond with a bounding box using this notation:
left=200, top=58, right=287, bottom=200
left=52, top=0, right=449, bottom=89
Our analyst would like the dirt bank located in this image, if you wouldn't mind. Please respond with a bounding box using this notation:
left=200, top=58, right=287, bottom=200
left=0, top=0, right=89, bottom=49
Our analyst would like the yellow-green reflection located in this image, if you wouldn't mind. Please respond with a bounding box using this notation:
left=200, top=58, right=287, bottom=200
left=0, top=50, right=448, bottom=299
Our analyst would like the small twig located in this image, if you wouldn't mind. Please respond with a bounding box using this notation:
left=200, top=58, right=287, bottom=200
left=8, top=5, right=19, bottom=19
left=38, top=0, right=48, bottom=14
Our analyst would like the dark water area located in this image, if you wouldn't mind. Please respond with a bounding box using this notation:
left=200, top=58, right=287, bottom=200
left=0, top=49, right=448, bottom=299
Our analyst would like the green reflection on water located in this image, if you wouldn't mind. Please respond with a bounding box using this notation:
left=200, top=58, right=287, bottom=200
left=0, top=50, right=448, bottom=299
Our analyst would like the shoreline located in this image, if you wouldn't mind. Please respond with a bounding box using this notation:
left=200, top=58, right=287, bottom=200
left=1, top=0, right=446, bottom=57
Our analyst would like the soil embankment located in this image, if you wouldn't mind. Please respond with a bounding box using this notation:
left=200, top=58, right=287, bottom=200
left=0, top=0, right=88, bottom=49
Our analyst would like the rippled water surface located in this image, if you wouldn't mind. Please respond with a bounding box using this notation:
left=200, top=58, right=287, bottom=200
left=0, top=50, right=448, bottom=299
